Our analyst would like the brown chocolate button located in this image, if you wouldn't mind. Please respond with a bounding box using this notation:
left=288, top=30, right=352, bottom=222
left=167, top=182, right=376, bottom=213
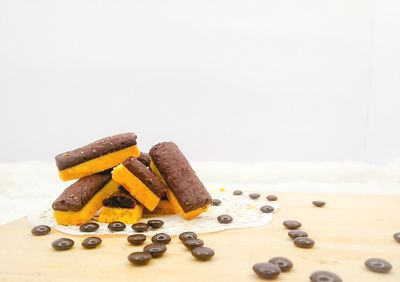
left=82, top=237, right=102, bottom=249
left=260, top=205, right=274, bottom=213
left=127, top=234, right=146, bottom=245
left=131, top=222, right=149, bottom=232
left=143, top=243, right=167, bottom=258
left=151, top=233, right=171, bottom=244
left=52, top=238, right=74, bottom=251
left=253, top=263, right=281, bottom=279
left=179, top=231, right=197, bottom=242
left=79, top=222, right=99, bottom=232
left=294, top=237, right=315, bottom=248
left=266, top=195, right=278, bottom=201
left=283, top=220, right=302, bottom=230
left=393, top=232, right=400, bottom=243
left=288, top=230, right=308, bottom=239
left=249, top=193, right=260, bottom=199
left=312, top=200, right=326, bottom=207
left=191, top=246, right=215, bottom=261
left=147, top=219, right=164, bottom=229
left=233, top=190, right=243, bottom=195
left=183, top=238, right=204, bottom=250
left=31, top=225, right=51, bottom=236
left=365, top=258, right=392, bottom=273
left=108, top=221, right=126, bottom=231
left=217, top=214, right=233, bottom=224
left=310, top=271, right=342, bottom=282
left=212, top=199, right=222, bottom=206
left=128, top=251, right=152, bottom=265
left=268, top=257, right=293, bottom=272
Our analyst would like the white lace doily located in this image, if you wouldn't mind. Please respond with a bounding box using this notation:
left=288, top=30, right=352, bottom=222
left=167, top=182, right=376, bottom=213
left=28, top=188, right=279, bottom=236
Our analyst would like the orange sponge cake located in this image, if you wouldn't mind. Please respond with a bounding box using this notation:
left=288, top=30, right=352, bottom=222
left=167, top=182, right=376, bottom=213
left=149, top=142, right=212, bottom=220
left=55, top=132, right=140, bottom=181
left=112, top=157, right=166, bottom=211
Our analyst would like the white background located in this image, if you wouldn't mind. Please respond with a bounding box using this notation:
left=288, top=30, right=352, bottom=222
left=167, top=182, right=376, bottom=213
left=0, top=0, right=399, bottom=163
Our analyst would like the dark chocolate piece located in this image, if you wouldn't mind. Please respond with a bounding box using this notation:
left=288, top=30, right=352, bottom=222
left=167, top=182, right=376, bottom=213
left=260, top=205, right=274, bottom=213
left=283, top=220, right=302, bottom=230
left=108, top=221, right=126, bottom=231
left=82, top=237, right=102, bottom=249
left=149, top=142, right=212, bottom=212
left=268, top=257, right=293, bottom=272
left=191, top=247, right=215, bottom=261
left=137, top=152, right=151, bottom=167
left=288, top=230, right=308, bottom=239
left=253, top=263, right=281, bottom=279
left=310, top=271, right=342, bottom=282
left=294, top=237, right=315, bottom=248
left=31, top=225, right=51, bottom=236
left=267, top=195, right=278, bottom=201
left=79, top=222, right=100, bottom=232
left=52, top=171, right=111, bottom=211
left=122, top=157, right=166, bottom=198
left=132, top=222, right=149, bottom=232
left=365, top=258, right=392, bottom=273
left=151, top=233, right=171, bottom=244
left=183, top=239, right=204, bottom=250
left=143, top=243, right=167, bottom=258
left=312, top=200, right=326, bottom=207
left=127, top=234, right=146, bottom=245
left=147, top=219, right=164, bottom=229
left=55, top=132, right=137, bottom=170
left=128, top=252, right=152, bottom=265
left=179, top=231, right=197, bottom=242
left=52, top=238, right=74, bottom=251
left=103, top=191, right=137, bottom=208
left=217, top=214, right=233, bottom=224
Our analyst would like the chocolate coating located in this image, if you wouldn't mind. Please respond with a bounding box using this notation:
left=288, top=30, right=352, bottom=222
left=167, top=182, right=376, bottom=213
left=147, top=219, right=164, bottom=229
left=217, top=214, right=233, bottom=224
left=260, top=205, right=274, bottom=213
left=79, top=222, right=100, bottom=232
left=103, top=191, right=137, bottom=208
left=127, top=234, right=146, bottom=245
left=149, top=142, right=212, bottom=213
left=283, top=220, right=302, bottom=230
left=249, top=193, right=260, bottom=199
left=253, top=263, right=281, bottom=279
left=52, top=238, right=74, bottom=251
left=266, top=195, right=278, bottom=201
left=179, top=231, right=197, bottom=242
left=309, top=271, right=342, bottom=282
left=31, top=225, right=51, bottom=236
left=132, top=222, right=149, bottom=232
left=55, top=132, right=137, bottom=170
left=191, top=247, right=215, bottom=261
left=137, top=152, right=151, bottom=167
left=312, top=200, right=326, bottom=207
left=294, top=237, right=315, bottom=248
left=52, top=171, right=111, bottom=211
left=82, top=237, right=102, bottom=249
left=183, top=239, right=204, bottom=250
left=365, top=258, right=392, bottom=273
left=128, top=252, right=152, bottom=265
left=288, top=230, right=308, bottom=239
left=151, top=233, right=171, bottom=244
left=122, top=156, right=166, bottom=198
left=143, top=243, right=167, bottom=258
left=108, top=221, right=126, bottom=231
left=268, top=257, right=293, bottom=272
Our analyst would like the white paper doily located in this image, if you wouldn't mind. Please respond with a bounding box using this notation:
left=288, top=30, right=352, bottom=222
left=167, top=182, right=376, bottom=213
left=28, top=188, right=279, bottom=236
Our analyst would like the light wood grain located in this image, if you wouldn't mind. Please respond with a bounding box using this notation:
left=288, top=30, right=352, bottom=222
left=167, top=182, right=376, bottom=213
left=0, top=192, right=399, bottom=281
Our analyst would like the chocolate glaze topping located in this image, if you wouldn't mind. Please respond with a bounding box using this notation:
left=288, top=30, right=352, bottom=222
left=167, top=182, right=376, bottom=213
left=149, top=142, right=212, bottom=213
left=103, top=190, right=137, bottom=208
left=137, top=152, right=151, bottom=167
left=52, top=170, right=112, bottom=211
left=122, top=157, right=166, bottom=198
left=55, top=132, right=137, bottom=170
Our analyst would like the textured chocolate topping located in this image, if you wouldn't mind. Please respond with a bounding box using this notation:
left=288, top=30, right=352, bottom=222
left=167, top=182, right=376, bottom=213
left=52, top=171, right=112, bottom=211
left=149, top=142, right=212, bottom=213
left=122, top=157, right=166, bottom=198
left=137, top=152, right=151, bottom=167
left=55, top=132, right=137, bottom=170
left=103, top=191, right=137, bottom=208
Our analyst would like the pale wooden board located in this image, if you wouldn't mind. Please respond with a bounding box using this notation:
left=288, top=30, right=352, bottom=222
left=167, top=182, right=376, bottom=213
left=0, top=192, right=399, bottom=282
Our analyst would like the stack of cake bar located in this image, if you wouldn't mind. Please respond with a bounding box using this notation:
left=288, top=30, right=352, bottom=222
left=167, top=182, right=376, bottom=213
left=52, top=133, right=212, bottom=225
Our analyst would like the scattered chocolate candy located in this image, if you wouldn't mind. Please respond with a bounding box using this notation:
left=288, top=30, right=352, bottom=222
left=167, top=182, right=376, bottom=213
left=288, top=230, right=308, bottom=239
left=253, top=262, right=281, bottom=280
left=293, top=237, right=315, bottom=248
left=82, top=237, right=102, bottom=249
left=393, top=232, right=400, bottom=243
left=191, top=246, right=215, bottom=261
left=79, top=222, right=99, bottom=233
left=260, top=205, right=274, bottom=213
left=52, top=238, right=74, bottom=251
left=143, top=243, right=167, bottom=258
left=31, top=225, right=51, bottom=236
left=249, top=193, right=260, bottom=199
left=152, top=233, right=171, bottom=244
left=268, top=257, right=293, bottom=272
left=183, top=238, right=204, bottom=250
left=233, top=190, right=243, bottom=195
left=312, top=200, right=326, bottom=207
left=128, top=251, right=152, bottom=265
left=266, top=195, right=278, bottom=201
left=108, top=221, right=126, bottom=231
left=147, top=219, right=164, bottom=229
left=283, top=220, right=302, bottom=230
left=309, top=271, right=342, bottom=282
left=131, top=222, right=149, bottom=232
left=217, top=214, right=233, bottom=224
left=127, top=234, right=147, bottom=245
left=179, top=231, right=198, bottom=242
left=212, top=199, right=222, bottom=206
left=364, top=258, right=392, bottom=273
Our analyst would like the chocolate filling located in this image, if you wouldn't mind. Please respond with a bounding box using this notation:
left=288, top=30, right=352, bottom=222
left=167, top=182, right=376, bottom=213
left=52, top=170, right=112, bottom=211
left=149, top=142, right=212, bottom=213
left=122, top=157, right=166, bottom=198
left=103, top=190, right=137, bottom=208
left=55, top=132, right=137, bottom=170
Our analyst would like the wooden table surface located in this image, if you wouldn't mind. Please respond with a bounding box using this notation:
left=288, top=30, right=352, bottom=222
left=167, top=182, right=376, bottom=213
left=0, top=192, right=399, bottom=281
